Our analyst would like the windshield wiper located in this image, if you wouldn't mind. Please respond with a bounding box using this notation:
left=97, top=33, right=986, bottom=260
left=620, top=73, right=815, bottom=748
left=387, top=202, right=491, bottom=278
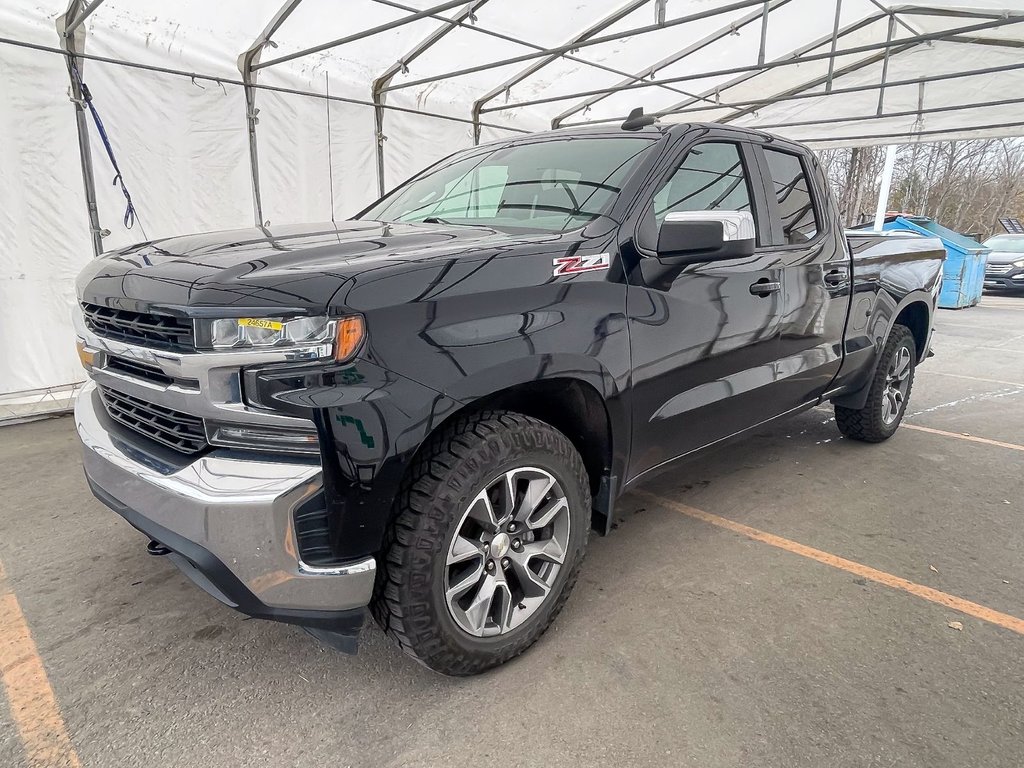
left=420, top=216, right=478, bottom=226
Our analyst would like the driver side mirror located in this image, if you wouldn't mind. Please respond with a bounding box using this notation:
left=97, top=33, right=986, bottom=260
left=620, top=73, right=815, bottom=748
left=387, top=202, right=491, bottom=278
left=656, top=211, right=756, bottom=262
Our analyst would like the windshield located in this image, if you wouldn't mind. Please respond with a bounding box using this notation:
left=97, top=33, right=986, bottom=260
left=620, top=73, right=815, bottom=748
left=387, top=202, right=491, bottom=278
left=984, top=235, right=1024, bottom=252
left=361, top=136, right=657, bottom=232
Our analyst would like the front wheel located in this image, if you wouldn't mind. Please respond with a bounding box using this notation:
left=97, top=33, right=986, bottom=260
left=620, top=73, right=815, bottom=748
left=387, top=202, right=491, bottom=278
left=372, top=410, right=590, bottom=676
left=835, top=323, right=917, bottom=442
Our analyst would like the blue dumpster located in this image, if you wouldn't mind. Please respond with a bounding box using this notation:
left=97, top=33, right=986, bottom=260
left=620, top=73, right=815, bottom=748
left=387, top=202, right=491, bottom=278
left=877, top=216, right=989, bottom=309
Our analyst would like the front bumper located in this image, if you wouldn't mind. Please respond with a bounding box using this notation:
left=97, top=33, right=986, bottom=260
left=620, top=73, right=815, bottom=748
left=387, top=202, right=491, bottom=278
left=984, top=273, right=1024, bottom=289
left=76, top=381, right=375, bottom=635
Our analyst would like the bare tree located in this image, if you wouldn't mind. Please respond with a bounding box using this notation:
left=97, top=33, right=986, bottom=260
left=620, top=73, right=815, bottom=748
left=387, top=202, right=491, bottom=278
left=816, top=138, right=1024, bottom=236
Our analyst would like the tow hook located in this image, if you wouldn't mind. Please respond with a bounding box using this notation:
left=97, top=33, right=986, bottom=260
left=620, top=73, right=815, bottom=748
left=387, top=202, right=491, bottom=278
left=147, top=540, right=171, bottom=556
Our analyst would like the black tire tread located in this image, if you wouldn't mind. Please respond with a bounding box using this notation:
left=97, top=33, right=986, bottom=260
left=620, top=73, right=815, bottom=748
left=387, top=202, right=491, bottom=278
left=371, top=409, right=590, bottom=676
left=835, top=324, right=916, bottom=443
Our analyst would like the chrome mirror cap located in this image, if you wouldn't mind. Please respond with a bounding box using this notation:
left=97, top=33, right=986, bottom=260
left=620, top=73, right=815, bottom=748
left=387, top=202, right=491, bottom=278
left=664, top=210, right=756, bottom=242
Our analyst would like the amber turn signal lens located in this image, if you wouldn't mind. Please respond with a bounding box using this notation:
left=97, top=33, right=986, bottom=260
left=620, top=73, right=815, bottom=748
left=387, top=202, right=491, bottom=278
left=76, top=340, right=95, bottom=369
left=335, top=316, right=365, bottom=362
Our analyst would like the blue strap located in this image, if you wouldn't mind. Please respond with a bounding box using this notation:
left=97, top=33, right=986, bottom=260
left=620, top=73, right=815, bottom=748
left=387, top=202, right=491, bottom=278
left=71, top=62, right=140, bottom=231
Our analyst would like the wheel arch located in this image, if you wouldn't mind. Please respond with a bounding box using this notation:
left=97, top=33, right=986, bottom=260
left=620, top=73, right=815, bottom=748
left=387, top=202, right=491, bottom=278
left=833, top=291, right=933, bottom=410
left=419, top=363, right=626, bottom=536
left=893, top=298, right=931, bottom=362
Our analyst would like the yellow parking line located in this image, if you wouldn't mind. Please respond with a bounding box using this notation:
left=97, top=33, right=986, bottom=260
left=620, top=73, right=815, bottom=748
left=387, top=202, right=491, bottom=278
left=0, top=560, right=81, bottom=768
left=902, top=423, right=1024, bottom=452
left=637, top=491, right=1024, bottom=637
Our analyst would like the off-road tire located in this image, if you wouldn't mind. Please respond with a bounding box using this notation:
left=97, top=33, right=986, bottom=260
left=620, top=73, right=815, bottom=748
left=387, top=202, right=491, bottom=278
left=371, top=410, right=590, bottom=676
left=835, top=323, right=917, bottom=442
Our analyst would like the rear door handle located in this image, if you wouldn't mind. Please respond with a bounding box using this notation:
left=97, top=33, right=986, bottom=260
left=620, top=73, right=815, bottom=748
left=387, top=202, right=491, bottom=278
left=749, top=279, right=781, bottom=296
left=824, top=268, right=849, bottom=287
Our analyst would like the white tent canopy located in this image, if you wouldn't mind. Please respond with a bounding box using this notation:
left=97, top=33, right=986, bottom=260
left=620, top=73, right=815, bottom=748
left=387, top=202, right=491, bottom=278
left=1, top=0, right=1023, bottom=405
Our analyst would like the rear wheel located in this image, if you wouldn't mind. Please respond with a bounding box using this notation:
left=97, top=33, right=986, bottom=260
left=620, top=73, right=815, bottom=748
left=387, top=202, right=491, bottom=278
left=835, top=324, right=916, bottom=442
left=372, top=410, right=590, bottom=676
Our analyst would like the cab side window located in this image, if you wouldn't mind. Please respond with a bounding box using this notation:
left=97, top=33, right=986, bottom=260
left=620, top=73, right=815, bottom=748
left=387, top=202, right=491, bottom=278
left=763, top=149, right=819, bottom=244
left=653, top=142, right=754, bottom=226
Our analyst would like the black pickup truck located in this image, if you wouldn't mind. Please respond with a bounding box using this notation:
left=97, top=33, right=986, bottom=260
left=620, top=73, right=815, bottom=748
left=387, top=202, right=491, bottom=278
left=75, top=122, right=944, bottom=675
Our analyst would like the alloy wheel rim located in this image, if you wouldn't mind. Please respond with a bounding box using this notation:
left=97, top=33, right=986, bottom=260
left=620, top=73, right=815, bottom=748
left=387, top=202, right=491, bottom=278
left=882, top=345, right=912, bottom=425
left=443, top=467, right=570, bottom=638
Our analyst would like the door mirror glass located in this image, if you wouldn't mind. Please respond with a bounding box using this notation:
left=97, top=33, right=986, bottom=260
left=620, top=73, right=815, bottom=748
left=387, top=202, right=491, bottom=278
left=657, top=211, right=756, bottom=262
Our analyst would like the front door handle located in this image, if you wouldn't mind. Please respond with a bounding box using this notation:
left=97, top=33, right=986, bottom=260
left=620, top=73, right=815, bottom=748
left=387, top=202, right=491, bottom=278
left=749, top=279, right=781, bottom=296
left=824, top=268, right=849, bottom=287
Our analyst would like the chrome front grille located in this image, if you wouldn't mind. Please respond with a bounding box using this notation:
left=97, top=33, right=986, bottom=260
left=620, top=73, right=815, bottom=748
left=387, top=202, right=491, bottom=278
left=986, top=263, right=1013, bottom=276
left=98, top=385, right=208, bottom=455
left=82, top=302, right=194, bottom=350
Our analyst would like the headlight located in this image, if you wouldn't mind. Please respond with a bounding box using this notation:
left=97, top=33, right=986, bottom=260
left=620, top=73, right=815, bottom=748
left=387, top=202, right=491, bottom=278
left=195, top=315, right=365, bottom=361
left=1013, top=259, right=1024, bottom=268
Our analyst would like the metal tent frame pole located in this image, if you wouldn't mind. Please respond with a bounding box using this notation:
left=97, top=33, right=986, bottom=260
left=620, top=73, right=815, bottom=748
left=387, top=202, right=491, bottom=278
left=252, top=0, right=470, bottom=72
left=740, top=96, right=1024, bottom=132
left=1, top=35, right=530, bottom=135
left=550, top=0, right=793, bottom=129
left=804, top=118, right=1024, bottom=146
left=56, top=0, right=105, bottom=259
left=385, top=0, right=771, bottom=96
left=482, top=14, right=1024, bottom=115
left=650, top=9, right=886, bottom=127
left=561, top=61, right=1024, bottom=129
left=238, top=0, right=304, bottom=228
left=372, top=1, right=489, bottom=196
left=374, top=0, right=710, bottom=137
left=63, top=0, right=105, bottom=37
left=470, top=0, right=649, bottom=144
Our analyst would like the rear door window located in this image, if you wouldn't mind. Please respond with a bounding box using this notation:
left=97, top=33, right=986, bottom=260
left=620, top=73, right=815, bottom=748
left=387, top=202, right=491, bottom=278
left=763, top=149, right=819, bottom=245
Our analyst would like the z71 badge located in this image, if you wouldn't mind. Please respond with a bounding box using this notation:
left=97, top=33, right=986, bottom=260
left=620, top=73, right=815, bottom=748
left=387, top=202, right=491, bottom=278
left=552, top=253, right=611, bottom=277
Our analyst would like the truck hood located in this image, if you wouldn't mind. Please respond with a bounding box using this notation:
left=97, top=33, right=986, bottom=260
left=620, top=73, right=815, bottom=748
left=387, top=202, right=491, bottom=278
left=77, top=220, right=572, bottom=314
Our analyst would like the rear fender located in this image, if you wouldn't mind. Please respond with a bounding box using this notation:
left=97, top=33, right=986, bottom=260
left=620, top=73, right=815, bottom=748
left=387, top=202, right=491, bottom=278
left=831, top=289, right=934, bottom=409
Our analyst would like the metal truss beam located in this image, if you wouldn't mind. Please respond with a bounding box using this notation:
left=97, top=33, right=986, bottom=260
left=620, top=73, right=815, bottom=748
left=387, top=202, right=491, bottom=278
left=876, top=14, right=897, bottom=116
left=803, top=118, right=1024, bottom=146
left=485, top=13, right=1024, bottom=115
left=375, top=0, right=707, bottom=113
left=655, top=10, right=885, bottom=124
left=719, top=45, right=914, bottom=125
left=749, top=95, right=1024, bottom=132
left=550, top=0, right=792, bottom=129
left=889, top=4, right=1016, bottom=21
left=470, top=0, right=648, bottom=143
left=943, top=35, right=1024, bottom=50
left=384, top=0, right=771, bottom=94
left=0, top=35, right=531, bottom=135
left=373, top=0, right=489, bottom=195
left=63, top=0, right=105, bottom=37
left=252, top=0, right=469, bottom=72
left=561, top=61, right=1024, bottom=127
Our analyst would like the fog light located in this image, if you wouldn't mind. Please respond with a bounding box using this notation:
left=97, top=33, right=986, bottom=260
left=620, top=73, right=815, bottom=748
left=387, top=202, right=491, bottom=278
left=206, top=422, right=320, bottom=454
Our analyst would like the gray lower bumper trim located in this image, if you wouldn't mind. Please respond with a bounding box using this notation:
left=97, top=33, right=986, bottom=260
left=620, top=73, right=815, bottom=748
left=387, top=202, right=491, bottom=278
left=76, top=381, right=375, bottom=613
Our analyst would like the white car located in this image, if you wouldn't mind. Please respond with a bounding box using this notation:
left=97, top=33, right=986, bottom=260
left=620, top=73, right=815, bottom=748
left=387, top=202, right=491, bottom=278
left=983, top=234, right=1024, bottom=292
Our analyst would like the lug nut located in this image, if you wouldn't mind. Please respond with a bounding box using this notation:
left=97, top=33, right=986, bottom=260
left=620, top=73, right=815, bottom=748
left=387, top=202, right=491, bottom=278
left=486, top=560, right=495, bottom=572
left=507, top=522, right=517, bottom=533
left=512, top=539, right=522, bottom=550
left=501, top=557, right=511, bottom=569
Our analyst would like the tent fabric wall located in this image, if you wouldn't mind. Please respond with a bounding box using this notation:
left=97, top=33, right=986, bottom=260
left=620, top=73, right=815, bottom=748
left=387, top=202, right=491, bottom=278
left=2, top=0, right=1024, bottom=403
left=0, top=7, right=93, bottom=396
